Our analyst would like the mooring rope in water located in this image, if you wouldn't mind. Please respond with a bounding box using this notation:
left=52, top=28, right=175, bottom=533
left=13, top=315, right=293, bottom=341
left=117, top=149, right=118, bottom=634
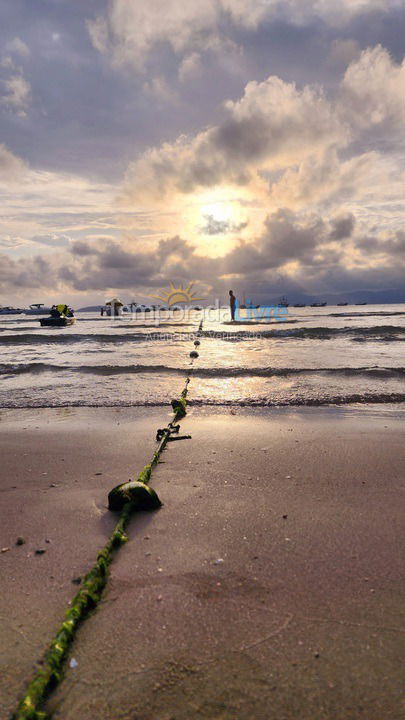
left=12, top=319, right=203, bottom=720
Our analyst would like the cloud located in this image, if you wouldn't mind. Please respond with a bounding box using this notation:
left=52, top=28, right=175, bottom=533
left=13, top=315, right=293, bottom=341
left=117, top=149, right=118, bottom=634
left=199, top=213, right=248, bottom=235
left=143, top=76, right=177, bottom=103
left=1, top=72, right=30, bottom=115
left=121, top=42, right=405, bottom=251
left=30, top=234, right=71, bottom=248
left=329, top=213, right=356, bottom=240
left=87, top=0, right=394, bottom=75
left=6, top=37, right=30, bottom=57
left=0, top=48, right=31, bottom=117
left=0, top=253, right=54, bottom=290
left=0, top=143, right=27, bottom=180
left=1, top=206, right=404, bottom=301
left=340, top=44, right=405, bottom=134
left=87, top=0, right=266, bottom=73
left=178, top=53, right=203, bottom=82
left=123, top=73, right=345, bottom=201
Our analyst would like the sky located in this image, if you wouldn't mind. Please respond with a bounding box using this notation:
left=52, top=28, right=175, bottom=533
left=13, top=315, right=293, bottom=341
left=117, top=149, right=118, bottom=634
left=0, top=0, right=404, bottom=307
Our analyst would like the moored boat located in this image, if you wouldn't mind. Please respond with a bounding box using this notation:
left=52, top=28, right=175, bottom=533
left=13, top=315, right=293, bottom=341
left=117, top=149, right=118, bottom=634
left=0, top=305, right=23, bottom=315
left=24, top=303, right=52, bottom=315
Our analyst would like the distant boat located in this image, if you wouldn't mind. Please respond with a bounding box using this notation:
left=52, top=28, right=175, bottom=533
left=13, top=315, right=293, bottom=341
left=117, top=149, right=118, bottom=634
left=355, top=302, right=367, bottom=305
left=293, top=303, right=306, bottom=308
left=24, top=303, right=52, bottom=315
left=277, top=296, right=289, bottom=307
left=0, top=306, right=23, bottom=315
left=310, top=302, right=327, bottom=307
left=337, top=302, right=348, bottom=306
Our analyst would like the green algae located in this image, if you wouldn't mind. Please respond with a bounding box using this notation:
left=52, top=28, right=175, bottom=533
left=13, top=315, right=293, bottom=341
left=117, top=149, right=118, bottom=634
left=12, top=501, right=133, bottom=720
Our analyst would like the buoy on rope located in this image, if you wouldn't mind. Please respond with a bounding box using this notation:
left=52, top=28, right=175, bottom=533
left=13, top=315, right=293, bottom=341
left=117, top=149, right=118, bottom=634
left=108, top=481, right=161, bottom=512
left=190, top=350, right=199, bottom=358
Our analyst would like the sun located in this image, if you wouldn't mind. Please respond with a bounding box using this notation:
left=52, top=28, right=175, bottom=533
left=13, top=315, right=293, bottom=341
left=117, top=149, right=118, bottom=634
left=200, top=200, right=233, bottom=223
left=151, top=281, right=203, bottom=306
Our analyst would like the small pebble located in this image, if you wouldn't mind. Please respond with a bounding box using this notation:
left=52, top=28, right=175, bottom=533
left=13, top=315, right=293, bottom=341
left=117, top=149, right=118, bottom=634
left=282, top=514, right=288, bottom=519
left=16, top=537, right=25, bottom=546
left=35, top=549, right=46, bottom=555
left=213, top=558, right=224, bottom=565
left=95, top=472, right=103, bottom=476
left=49, top=483, right=58, bottom=488
left=1, top=547, right=11, bottom=553
left=72, top=577, right=82, bottom=585
left=314, top=652, right=320, bottom=658
left=69, top=658, right=78, bottom=669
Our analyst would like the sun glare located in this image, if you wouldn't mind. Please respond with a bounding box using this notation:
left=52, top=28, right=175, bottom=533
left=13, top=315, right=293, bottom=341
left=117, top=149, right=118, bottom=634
left=200, top=200, right=233, bottom=223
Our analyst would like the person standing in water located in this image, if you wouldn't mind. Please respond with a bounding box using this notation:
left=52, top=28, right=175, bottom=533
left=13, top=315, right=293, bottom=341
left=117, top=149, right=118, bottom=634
left=229, top=290, right=236, bottom=321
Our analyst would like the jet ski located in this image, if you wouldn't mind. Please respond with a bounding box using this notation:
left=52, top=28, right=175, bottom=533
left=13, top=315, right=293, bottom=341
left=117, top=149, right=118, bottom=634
left=39, top=316, right=76, bottom=327
left=39, top=303, right=75, bottom=327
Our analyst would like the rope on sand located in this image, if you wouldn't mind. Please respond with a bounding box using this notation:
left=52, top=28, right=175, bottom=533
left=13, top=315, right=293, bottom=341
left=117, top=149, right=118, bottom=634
left=12, top=319, right=203, bottom=720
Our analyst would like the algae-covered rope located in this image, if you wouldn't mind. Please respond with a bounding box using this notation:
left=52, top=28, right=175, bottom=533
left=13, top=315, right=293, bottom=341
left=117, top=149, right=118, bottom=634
left=12, top=319, right=203, bottom=720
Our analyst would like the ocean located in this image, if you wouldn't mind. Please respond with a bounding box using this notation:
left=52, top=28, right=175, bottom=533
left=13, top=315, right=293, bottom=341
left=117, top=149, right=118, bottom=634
left=0, top=305, right=404, bottom=410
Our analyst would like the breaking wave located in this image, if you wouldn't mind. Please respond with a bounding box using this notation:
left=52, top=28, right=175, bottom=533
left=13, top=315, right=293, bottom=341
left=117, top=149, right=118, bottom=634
left=1, top=325, right=405, bottom=345
left=1, top=362, right=404, bottom=379
left=0, top=394, right=404, bottom=409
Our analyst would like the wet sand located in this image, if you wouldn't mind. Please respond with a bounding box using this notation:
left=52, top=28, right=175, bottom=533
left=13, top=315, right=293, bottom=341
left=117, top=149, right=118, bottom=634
left=0, top=406, right=404, bottom=719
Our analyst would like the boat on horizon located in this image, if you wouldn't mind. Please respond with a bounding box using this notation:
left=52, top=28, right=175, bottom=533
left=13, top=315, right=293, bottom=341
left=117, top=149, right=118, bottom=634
left=337, top=302, right=348, bottom=306
left=0, top=305, right=23, bottom=315
left=293, top=303, right=306, bottom=307
left=24, top=303, right=52, bottom=315
left=277, top=296, right=289, bottom=307
left=355, top=302, right=368, bottom=305
left=310, top=302, right=327, bottom=307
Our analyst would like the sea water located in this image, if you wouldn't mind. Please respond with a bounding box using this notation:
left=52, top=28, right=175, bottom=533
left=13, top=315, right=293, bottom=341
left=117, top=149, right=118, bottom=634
left=0, top=305, right=404, bottom=409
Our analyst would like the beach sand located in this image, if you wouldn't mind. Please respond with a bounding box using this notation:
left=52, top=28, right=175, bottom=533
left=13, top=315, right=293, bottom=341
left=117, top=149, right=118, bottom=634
left=0, top=406, right=404, bottom=720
